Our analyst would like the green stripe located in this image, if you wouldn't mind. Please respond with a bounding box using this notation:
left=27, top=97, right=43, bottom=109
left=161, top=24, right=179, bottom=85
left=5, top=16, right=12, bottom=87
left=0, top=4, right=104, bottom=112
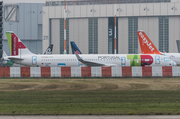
left=6, top=33, right=12, bottom=55
left=127, top=55, right=141, bottom=66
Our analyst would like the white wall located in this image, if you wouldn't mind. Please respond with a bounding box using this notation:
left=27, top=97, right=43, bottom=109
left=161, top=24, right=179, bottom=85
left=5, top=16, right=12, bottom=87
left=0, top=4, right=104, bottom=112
left=138, top=17, right=159, bottom=53
left=118, top=18, right=128, bottom=54
left=169, top=17, right=180, bottom=53
left=51, top=19, right=60, bottom=54
left=69, top=19, right=88, bottom=54
left=98, top=18, right=108, bottom=54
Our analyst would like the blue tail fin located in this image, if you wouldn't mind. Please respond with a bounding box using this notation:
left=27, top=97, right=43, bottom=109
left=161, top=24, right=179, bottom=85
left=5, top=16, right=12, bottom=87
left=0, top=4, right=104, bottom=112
left=70, top=41, right=82, bottom=54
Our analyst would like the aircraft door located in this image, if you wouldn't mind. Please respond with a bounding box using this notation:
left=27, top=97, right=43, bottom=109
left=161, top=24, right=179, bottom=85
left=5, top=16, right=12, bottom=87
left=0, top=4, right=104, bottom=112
left=155, top=55, right=160, bottom=64
left=121, top=57, right=126, bottom=66
left=32, top=56, right=37, bottom=65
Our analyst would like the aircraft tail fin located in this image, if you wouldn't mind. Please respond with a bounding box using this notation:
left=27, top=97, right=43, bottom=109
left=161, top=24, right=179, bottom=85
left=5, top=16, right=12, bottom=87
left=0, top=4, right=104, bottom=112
left=6, top=31, right=34, bottom=56
left=44, top=44, right=53, bottom=55
left=137, top=30, right=161, bottom=55
left=3, top=51, right=7, bottom=57
left=70, top=41, right=82, bottom=54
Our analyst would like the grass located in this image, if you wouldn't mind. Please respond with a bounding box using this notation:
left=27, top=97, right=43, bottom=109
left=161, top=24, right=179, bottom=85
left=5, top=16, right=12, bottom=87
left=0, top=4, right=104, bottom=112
left=0, top=78, right=180, bottom=115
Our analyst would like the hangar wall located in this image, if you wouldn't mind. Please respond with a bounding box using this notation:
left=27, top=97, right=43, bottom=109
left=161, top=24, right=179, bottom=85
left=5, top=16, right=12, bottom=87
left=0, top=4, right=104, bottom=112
left=69, top=19, right=88, bottom=54
left=43, top=1, right=180, bottom=54
left=98, top=18, right=108, bottom=54
left=138, top=17, right=159, bottom=53
left=51, top=19, right=60, bottom=54
left=118, top=18, right=128, bottom=54
left=3, top=3, right=45, bottom=55
left=169, top=17, right=180, bottom=53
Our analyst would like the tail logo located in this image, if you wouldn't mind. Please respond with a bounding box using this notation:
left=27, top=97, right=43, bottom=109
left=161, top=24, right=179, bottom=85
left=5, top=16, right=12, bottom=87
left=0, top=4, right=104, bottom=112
left=11, top=33, right=26, bottom=56
left=139, top=32, right=154, bottom=52
left=13, top=36, right=17, bottom=55
left=76, top=50, right=80, bottom=54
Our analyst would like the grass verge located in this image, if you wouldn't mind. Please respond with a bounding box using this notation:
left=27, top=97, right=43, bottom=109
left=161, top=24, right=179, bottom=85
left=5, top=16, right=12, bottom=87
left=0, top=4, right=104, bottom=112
left=0, top=78, right=179, bottom=115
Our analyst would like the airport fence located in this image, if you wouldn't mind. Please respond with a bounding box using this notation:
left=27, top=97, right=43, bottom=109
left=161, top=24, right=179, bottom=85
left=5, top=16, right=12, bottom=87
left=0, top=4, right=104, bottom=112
left=0, top=66, right=179, bottom=78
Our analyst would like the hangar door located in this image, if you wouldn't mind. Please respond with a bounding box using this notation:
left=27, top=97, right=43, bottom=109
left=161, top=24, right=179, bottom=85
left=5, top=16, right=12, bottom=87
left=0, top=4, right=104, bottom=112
left=50, top=19, right=60, bottom=54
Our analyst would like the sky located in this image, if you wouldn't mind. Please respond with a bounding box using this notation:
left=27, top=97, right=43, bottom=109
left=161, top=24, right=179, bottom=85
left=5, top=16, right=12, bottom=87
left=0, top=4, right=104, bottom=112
left=3, top=0, right=46, bottom=3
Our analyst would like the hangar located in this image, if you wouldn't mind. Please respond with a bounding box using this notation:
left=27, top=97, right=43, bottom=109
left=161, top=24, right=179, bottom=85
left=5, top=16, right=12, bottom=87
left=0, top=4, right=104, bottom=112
left=43, top=0, right=180, bottom=54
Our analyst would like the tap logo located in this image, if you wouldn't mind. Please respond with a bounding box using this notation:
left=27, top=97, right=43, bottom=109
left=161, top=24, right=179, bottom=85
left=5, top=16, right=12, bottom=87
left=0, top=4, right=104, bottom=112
left=139, top=32, right=154, bottom=52
left=11, top=33, right=26, bottom=56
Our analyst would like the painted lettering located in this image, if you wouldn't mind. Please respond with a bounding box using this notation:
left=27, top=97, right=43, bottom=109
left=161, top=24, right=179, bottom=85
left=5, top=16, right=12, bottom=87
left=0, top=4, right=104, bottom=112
left=139, top=32, right=154, bottom=52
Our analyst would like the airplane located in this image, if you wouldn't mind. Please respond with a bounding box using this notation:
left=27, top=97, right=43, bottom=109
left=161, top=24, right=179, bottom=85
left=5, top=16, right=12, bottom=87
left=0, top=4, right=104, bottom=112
left=2, top=43, right=53, bottom=67
left=70, top=41, right=82, bottom=54
left=137, top=30, right=180, bottom=65
left=2, top=31, right=176, bottom=67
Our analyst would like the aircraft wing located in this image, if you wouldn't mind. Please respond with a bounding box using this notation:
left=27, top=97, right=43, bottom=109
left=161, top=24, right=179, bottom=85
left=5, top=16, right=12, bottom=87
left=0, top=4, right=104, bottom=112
left=75, top=52, right=117, bottom=67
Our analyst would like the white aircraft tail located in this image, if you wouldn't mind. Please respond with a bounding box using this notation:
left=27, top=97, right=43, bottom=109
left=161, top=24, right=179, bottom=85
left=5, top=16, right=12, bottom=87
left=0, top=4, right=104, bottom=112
left=6, top=31, right=34, bottom=56
left=3, top=51, right=7, bottom=57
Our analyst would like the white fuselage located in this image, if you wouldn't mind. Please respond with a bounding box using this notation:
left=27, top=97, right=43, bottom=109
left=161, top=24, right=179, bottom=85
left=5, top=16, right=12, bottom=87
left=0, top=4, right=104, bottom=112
left=4, top=54, right=176, bottom=67
left=162, top=53, right=180, bottom=65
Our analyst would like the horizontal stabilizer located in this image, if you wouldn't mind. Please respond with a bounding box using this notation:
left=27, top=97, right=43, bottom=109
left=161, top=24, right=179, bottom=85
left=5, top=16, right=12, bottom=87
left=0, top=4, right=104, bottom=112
left=8, top=57, right=24, bottom=61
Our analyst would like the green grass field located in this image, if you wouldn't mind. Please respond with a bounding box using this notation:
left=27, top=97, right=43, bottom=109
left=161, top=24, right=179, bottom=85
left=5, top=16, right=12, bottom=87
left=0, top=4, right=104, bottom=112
left=0, top=78, right=180, bottom=115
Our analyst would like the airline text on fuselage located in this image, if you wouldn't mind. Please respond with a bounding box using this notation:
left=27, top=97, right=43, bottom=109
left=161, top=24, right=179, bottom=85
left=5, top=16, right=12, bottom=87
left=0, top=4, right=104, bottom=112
left=98, top=56, right=120, bottom=60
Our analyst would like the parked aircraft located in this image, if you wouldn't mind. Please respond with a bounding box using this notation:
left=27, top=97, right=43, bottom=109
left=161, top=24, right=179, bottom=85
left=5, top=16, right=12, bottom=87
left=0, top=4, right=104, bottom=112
left=3, top=31, right=176, bottom=67
left=70, top=41, right=82, bottom=54
left=2, top=43, right=53, bottom=67
left=137, top=30, right=180, bottom=65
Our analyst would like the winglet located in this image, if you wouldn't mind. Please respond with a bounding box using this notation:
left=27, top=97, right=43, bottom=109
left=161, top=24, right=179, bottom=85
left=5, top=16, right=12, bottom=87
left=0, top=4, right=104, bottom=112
left=137, top=30, right=161, bottom=55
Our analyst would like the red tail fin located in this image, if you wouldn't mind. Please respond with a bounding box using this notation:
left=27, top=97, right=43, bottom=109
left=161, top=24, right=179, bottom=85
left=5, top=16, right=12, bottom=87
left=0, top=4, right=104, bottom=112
left=137, top=30, right=161, bottom=55
left=11, top=33, right=26, bottom=56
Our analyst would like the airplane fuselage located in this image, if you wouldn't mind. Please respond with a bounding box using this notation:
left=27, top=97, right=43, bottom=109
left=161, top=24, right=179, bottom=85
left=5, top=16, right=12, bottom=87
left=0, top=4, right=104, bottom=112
left=4, top=54, right=176, bottom=67
left=163, top=53, right=180, bottom=65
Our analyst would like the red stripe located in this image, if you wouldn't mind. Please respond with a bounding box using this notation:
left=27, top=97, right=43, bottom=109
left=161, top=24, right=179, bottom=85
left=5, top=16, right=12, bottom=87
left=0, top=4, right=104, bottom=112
left=21, top=67, right=30, bottom=77
left=122, top=67, right=132, bottom=77
left=61, top=67, right=71, bottom=77
left=81, top=67, right=91, bottom=77
left=41, top=67, right=51, bottom=77
left=142, top=66, right=152, bottom=77
left=0, top=67, right=10, bottom=77
left=64, top=40, right=66, bottom=51
left=114, top=38, right=116, bottom=50
left=162, top=66, right=172, bottom=77
left=102, top=67, right=111, bottom=77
